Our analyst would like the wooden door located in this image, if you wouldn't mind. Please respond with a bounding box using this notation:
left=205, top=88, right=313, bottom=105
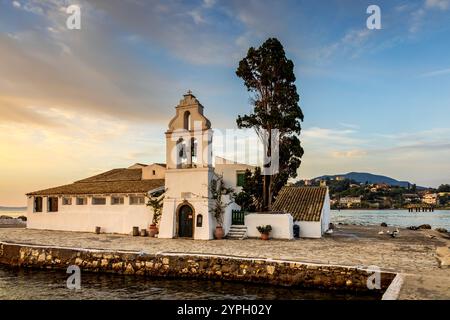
left=178, top=205, right=193, bottom=238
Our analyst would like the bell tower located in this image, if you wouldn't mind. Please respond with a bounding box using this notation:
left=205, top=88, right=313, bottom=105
left=159, top=91, right=215, bottom=240
left=165, top=90, right=212, bottom=169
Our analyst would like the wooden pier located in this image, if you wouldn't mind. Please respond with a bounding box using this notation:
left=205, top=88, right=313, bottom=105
left=406, top=204, right=435, bottom=212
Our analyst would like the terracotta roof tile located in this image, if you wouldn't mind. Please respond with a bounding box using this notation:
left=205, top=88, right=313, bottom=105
left=272, top=186, right=328, bottom=222
left=27, top=168, right=164, bottom=196
left=75, top=169, right=142, bottom=183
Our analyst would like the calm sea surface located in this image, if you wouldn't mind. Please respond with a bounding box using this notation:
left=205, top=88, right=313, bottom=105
left=331, top=209, right=450, bottom=230
left=0, top=266, right=378, bottom=300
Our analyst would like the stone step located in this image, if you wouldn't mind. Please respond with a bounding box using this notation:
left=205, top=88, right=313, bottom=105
left=228, top=228, right=247, bottom=233
left=230, top=225, right=247, bottom=229
left=227, top=232, right=246, bottom=237
left=226, top=226, right=248, bottom=240
left=227, top=236, right=247, bottom=240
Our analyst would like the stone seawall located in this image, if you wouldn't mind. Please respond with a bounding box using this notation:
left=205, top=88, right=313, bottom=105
left=0, top=242, right=395, bottom=292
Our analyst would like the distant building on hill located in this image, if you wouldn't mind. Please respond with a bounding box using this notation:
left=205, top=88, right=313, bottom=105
left=422, top=193, right=438, bottom=205
left=402, top=193, right=421, bottom=203
left=339, top=196, right=362, bottom=208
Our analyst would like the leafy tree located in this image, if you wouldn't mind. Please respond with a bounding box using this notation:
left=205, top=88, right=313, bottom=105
left=236, top=38, right=304, bottom=210
left=438, top=184, right=450, bottom=193
left=234, top=167, right=264, bottom=212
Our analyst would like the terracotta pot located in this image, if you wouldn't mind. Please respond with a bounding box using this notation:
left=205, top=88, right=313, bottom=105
left=260, top=233, right=269, bottom=240
left=215, top=226, right=224, bottom=240
left=149, top=224, right=159, bottom=237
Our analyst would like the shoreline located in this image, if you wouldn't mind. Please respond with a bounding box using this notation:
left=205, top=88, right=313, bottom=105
left=0, top=224, right=449, bottom=299
left=0, top=241, right=394, bottom=295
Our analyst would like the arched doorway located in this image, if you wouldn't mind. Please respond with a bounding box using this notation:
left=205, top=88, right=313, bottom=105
left=177, top=204, right=194, bottom=238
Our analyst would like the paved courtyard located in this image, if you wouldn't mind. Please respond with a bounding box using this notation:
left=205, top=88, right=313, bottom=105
left=1, top=225, right=449, bottom=299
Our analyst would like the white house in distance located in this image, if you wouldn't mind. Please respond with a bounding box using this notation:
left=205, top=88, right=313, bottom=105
left=26, top=91, right=330, bottom=240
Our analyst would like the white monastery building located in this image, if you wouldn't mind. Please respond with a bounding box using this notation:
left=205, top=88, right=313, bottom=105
left=26, top=92, right=330, bottom=239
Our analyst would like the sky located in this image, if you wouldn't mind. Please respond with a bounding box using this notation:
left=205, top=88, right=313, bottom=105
left=1, top=0, right=450, bottom=206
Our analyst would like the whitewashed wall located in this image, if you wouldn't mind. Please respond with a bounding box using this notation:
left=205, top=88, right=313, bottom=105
left=159, top=168, right=215, bottom=240
left=142, top=164, right=166, bottom=180
left=27, top=196, right=154, bottom=234
left=214, top=157, right=254, bottom=192
left=245, top=213, right=293, bottom=239
left=295, top=221, right=322, bottom=238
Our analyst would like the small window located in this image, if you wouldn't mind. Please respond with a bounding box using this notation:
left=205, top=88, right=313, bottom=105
left=111, top=196, right=124, bottom=205
left=184, top=111, right=191, bottom=130
left=196, top=214, right=203, bottom=227
left=130, top=196, right=145, bottom=205
left=34, top=196, right=43, bottom=212
left=48, top=197, right=59, bottom=212
left=76, top=197, right=87, bottom=205
left=236, top=172, right=245, bottom=187
left=62, top=197, right=72, bottom=205
left=92, top=197, right=106, bottom=205
left=152, top=170, right=156, bottom=175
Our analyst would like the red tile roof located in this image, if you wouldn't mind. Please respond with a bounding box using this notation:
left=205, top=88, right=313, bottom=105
left=272, top=186, right=328, bottom=222
left=27, top=168, right=164, bottom=196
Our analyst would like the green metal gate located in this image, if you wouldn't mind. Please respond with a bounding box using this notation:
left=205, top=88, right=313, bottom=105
left=231, top=210, right=246, bottom=225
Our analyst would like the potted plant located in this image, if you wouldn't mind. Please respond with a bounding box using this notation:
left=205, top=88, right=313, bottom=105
left=209, top=175, right=234, bottom=240
left=146, top=191, right=165, bottom=237
left=257, top=225, right=272, bottom=240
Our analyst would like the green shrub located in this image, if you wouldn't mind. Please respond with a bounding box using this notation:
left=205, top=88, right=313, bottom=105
left=256, top=225, right=272, bottom=234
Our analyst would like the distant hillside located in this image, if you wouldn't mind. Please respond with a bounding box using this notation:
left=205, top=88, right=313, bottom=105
left=312, top=172, right=422, bottom=188
left=0, top=206, right=26, bottom=211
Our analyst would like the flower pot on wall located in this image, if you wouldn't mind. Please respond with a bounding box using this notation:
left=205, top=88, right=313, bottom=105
left=260, top=233, right=269, bottom=240
left=256, top=225, right=272, bottom=240
left=215, top=226, right=224, bottom=240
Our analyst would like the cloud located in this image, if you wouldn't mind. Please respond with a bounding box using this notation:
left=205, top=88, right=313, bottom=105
left=302, top=127, right=365, bottom=146
left=419, top=67, right=450, bottom=77
left=388, top=142, right=450, bottom=152
left=332, top=150, right=368, bottom=158
left=339, top=123, right=360, bottom=130
left=12, top=1, right=21, bottom=8
left=408, top=0, right=450, bottom=33
left=425, top=0, right=450, bottom=10
left=203, top=0, right=216, bottom=8
left=316, top=28, right=374, bottom=61
left=0, top=9, right=175, bottom=126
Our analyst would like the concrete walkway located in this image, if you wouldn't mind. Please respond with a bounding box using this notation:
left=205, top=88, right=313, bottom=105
left=1, top=225, right=449, bottom=300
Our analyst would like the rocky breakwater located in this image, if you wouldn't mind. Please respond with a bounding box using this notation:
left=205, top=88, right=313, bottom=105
left=0, top=216, right=26, bottom=228
left=0, top=242, right=395, bottom=292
